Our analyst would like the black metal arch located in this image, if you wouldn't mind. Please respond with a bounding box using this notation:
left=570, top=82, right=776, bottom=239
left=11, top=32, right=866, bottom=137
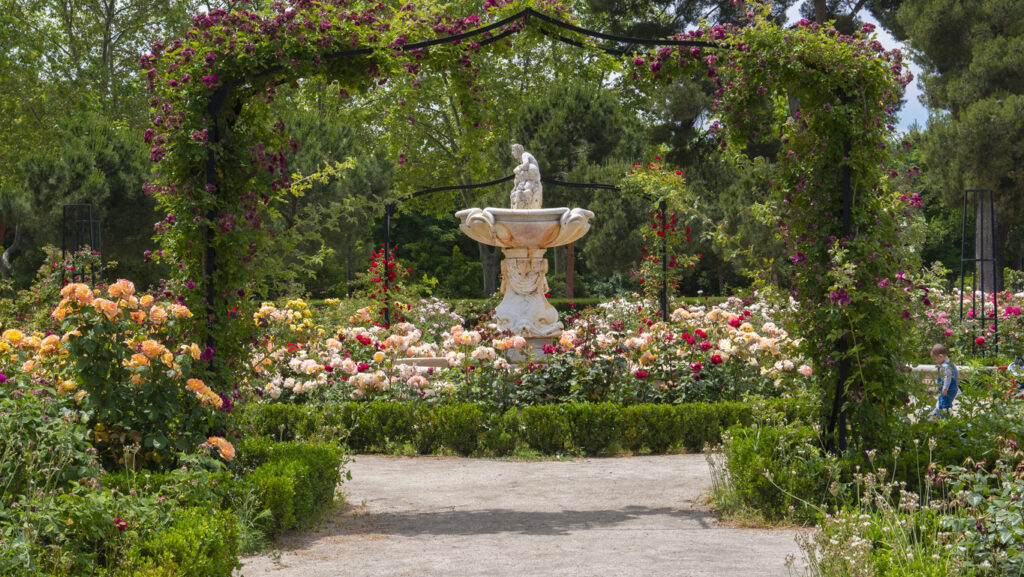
left=202, top=6, right=724, bottom=333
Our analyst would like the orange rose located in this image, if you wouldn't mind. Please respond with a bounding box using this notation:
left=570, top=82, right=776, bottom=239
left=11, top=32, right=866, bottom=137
left=130, top=311, right=146, bottom=324
left=186, top=378, right=205, bottom=392
left=108, top=279, right=135, bottom=299
left=52, top=299, right=72, bottom=321
left=169, top=304, right=192, bottom=318
left=206, top=436, right=235, bottom=461
left=128, top=353, right=150, bottom=367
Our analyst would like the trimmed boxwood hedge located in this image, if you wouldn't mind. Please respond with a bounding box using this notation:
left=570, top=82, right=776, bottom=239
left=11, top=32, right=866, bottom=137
left=235, top=438, right=348, bottom=536
left=241, top=398, right=814, bottom=457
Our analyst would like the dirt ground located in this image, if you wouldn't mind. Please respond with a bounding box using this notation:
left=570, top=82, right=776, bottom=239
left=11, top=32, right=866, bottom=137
left=240, top=454, right=805, bottom=577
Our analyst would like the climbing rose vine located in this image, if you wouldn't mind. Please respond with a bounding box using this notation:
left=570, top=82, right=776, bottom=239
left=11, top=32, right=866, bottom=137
left=628, top=2, right=917, bottom=451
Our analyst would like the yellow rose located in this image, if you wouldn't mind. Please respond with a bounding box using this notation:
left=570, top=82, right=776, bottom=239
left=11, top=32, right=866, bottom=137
left=139, top=295, right=154, bottom=307
left=2, top=329, right=23, bottom=344
left=39, top=334, right=61, bottom=355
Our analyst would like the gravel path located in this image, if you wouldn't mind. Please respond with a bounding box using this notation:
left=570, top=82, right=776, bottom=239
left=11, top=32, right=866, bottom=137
left=240, top=454, right=804, bottom=577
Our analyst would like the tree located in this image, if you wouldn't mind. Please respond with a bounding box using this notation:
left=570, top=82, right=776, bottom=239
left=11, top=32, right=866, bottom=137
left=898, top=0, right=1024, bottom=290
left=0, top=0, right=205, bottom=285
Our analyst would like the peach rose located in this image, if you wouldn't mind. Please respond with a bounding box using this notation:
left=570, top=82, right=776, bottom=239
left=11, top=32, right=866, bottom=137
left=108, top=279, right=135, bottom=299
left=148, top=306, right=168, bottom=325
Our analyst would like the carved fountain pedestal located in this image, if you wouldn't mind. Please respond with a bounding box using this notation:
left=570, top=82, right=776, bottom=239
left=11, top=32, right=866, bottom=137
left=455, top=206, right=594, bottom=341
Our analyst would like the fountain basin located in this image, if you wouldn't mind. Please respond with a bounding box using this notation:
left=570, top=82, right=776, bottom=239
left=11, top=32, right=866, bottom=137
left=454, top=207, right=594, bottom=248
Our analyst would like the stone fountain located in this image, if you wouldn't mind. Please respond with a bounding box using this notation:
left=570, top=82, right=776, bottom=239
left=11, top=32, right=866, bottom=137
left=455, top=144, right=594, bottom=340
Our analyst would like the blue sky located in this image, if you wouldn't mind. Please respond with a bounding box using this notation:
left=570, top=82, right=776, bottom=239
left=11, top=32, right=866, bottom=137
left=784, top=1, right=927, bottom=132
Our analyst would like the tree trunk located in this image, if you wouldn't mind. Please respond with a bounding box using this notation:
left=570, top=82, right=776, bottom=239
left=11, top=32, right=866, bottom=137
left=566, top=242, right=575, bottom=299
left=813, top=0, right=828, bottom=23
left=1, top=225, right=21, bottom=280
left=478, top=242, right=501, bottom=296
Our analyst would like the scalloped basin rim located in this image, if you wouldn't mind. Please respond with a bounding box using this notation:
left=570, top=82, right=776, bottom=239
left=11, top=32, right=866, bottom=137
left=455, top=207, right=581, bottom=222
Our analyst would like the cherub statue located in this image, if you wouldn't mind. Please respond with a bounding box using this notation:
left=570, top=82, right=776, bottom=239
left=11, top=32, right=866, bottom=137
left=510, top=143, right=543, bottom=210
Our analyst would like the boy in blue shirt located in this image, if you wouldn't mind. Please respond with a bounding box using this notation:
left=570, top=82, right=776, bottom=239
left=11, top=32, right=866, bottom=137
left=928, top=343, right=958, bottom=419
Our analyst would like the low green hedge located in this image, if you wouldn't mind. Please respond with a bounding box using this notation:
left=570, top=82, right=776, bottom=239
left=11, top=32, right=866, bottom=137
left=235, top=438, right=347, bottom=536
left=236, top=402, right=347, bottom=443
left=126, top=507, right=240, bottom=577
left=243, top=398, right=814, bottom=457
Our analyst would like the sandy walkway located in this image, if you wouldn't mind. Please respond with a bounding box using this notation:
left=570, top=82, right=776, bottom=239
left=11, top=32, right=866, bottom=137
left=240, top=454, right=803, bottom=577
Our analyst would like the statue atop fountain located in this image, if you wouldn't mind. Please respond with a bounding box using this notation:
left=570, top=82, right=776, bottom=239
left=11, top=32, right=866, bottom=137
left=510, top=143, right=543, bottom=210
left=455, top=144, right=594, bottom=341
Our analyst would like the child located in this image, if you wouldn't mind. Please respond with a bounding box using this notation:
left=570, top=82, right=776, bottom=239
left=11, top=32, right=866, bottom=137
left=928, top=344, right=958, bottom=419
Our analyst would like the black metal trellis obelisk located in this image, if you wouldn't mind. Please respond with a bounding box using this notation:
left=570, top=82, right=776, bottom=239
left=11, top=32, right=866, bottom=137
left=61, top=204, right=102, bottom=285
left=960, top=188, right=999, bottom=356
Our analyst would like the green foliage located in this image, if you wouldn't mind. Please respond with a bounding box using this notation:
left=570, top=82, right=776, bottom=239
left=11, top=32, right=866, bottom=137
left=237, top=402, right=347, bottom=443
left=519, top=405, right=571, bottom=455
left=0, top=390, right=100, bottom=505
left=899, top=1, right=1024, bottom=274
left=127, top=507, right=240, bottom=577
left=943, top=444, right=1024, bottom=575
left=310, top=398, right=810, bottom=456
left=480, top=408, right=519, bottom=457
left=343, top=400, right=419, bottom=452
left=561, top=402, right=622, bottom=455
left=719, top=417, right=846, bottom=523
left=421, top=403, right=485, bottom=456
left=236, top=438, right=348, bottom=536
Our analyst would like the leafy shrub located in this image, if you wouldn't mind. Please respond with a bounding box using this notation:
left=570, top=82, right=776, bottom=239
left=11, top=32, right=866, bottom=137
left=47, top=279, right=226, bottom=468
left=421, top=403, right=483, bottom=456
left=127, top=507, right=240, bottom=577
left=237, top=402, right=347, bottom=443
left=619, top=404, right=682, bottom=453
left=479, top=408, right=518, bottom=456
left=519, top=405, right=569, bottom=454
left=236, top=438, right=347, bottom=536
left=322, top=399, right=808, bottom=456
left=343, top=400, right=417, bottom=452
left=104, top=466, right=241, bottom=511
left=720, top=417, right=845, bottom=523
left=0, top=390, right=100, bottom=504
left=562, top=402, right=620, bottom=455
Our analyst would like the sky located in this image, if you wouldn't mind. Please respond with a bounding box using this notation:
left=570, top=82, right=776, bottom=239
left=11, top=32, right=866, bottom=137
left=784, top=1, right=928, bottom=132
